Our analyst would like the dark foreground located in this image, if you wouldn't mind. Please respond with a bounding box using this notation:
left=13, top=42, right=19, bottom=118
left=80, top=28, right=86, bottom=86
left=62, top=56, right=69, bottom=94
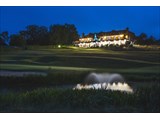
left=0, top=83, right=160, bottom=113
left=0, top=46, right=160, bottom=112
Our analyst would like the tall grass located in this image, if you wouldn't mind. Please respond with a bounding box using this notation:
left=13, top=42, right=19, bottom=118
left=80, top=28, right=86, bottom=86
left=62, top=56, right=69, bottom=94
left=0, top=83, right=160, bottom=112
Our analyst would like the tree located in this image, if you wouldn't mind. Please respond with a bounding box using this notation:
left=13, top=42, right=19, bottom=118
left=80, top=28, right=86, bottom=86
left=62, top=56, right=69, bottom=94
left=49, top=24, right=79, bottom=45
left=0, top=31, right=10, bottom=45
left=10, top=34, right=26, bottom=47
left=1, top=24, right=79, bottom=46
left=135, top=33, right=159, bottom=45
left=139, top=33, right=147, bottom=41
left=135, top=33, right=148, bottom=45
left=0, top=35, right=6, bottom=46
left=146, top=36, right=156, bottom=45
left=65, top=24, right=79, bottom=44
left=19, top=30, right=30, bottom=41
left=25, top=25, right=49, bottom=45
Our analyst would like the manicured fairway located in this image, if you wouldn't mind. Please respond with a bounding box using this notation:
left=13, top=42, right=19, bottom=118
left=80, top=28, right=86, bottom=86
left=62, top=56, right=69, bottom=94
left=0, top=46, right=160, bottom=74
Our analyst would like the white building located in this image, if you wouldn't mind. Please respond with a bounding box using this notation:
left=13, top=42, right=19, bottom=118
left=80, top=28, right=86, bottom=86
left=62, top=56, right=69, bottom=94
left=74, top=28, right=135, bottom=48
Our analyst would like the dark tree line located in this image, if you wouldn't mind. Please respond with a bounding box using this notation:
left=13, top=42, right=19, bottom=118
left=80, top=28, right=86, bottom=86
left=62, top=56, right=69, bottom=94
left=135, top=33, right=160, bottom=45
left=0, top=24, right=79, bottom=46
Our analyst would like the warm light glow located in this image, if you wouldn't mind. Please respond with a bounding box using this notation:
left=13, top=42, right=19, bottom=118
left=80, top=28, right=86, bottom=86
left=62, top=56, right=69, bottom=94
left=73, top=82, right=133, bottom=93
left=77, top=33, right=130, bottom=47
left=78, top=39, right=129, bottom=47
left=120, top=34, right=124, bottom=37
left=58, top=45, right=61, bottom=48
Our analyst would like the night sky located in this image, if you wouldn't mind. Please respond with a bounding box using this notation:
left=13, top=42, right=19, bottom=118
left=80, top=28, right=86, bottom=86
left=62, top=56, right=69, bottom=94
left=0, top=6, right=160, bottom=39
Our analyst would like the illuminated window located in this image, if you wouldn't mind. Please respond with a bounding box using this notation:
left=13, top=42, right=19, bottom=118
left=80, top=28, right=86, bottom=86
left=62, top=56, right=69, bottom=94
left=115, top=36, right=119, bottom=40
left=119, top=34, right=124, bottom=39
left=120, top=34, right=124, bottom=37
left=111, top=36, right=114, bottom=40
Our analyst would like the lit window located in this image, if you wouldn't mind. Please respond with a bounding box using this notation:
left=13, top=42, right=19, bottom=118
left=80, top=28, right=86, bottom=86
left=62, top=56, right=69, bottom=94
left=120, top=34, right=124, bottom=37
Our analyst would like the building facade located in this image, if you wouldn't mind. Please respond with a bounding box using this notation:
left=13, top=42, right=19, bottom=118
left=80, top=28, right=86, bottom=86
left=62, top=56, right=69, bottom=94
left=74, top=28, right=135, bottom=48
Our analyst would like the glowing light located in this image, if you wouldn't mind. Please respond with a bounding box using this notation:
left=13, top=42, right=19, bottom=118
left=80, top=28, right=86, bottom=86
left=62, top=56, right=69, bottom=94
left=73, top=82, right=133, bottom=93
left=77, top=34, right=129, bottom=47
left=103, top=36, right=107, bottom=39
left=120, top=34, right=124, bottom=37
left=58, top=45, right=61, bottom=48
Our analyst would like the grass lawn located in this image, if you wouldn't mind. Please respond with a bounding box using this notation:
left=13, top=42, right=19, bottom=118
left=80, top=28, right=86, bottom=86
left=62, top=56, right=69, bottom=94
left=1, top=46, right=160, bottom=73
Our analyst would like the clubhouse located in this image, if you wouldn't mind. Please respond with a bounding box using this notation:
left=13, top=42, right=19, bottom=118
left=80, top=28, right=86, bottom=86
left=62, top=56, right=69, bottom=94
left=74, top=28, right=135, bottom=48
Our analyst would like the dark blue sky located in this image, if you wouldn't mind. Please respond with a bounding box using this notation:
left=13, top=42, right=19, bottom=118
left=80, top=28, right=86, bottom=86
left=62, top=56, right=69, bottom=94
left=0, top=6, right=160, bottom=39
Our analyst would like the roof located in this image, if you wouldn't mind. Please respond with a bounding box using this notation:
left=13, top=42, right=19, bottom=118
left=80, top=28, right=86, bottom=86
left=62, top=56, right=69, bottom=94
left=81, top=28, right=135, bottom=38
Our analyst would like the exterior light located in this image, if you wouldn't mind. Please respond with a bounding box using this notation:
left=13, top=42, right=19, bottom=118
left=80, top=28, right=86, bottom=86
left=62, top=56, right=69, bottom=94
left=125, top=35, right=128, bottom=39
left=58, top=45, right=61, bottom=48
